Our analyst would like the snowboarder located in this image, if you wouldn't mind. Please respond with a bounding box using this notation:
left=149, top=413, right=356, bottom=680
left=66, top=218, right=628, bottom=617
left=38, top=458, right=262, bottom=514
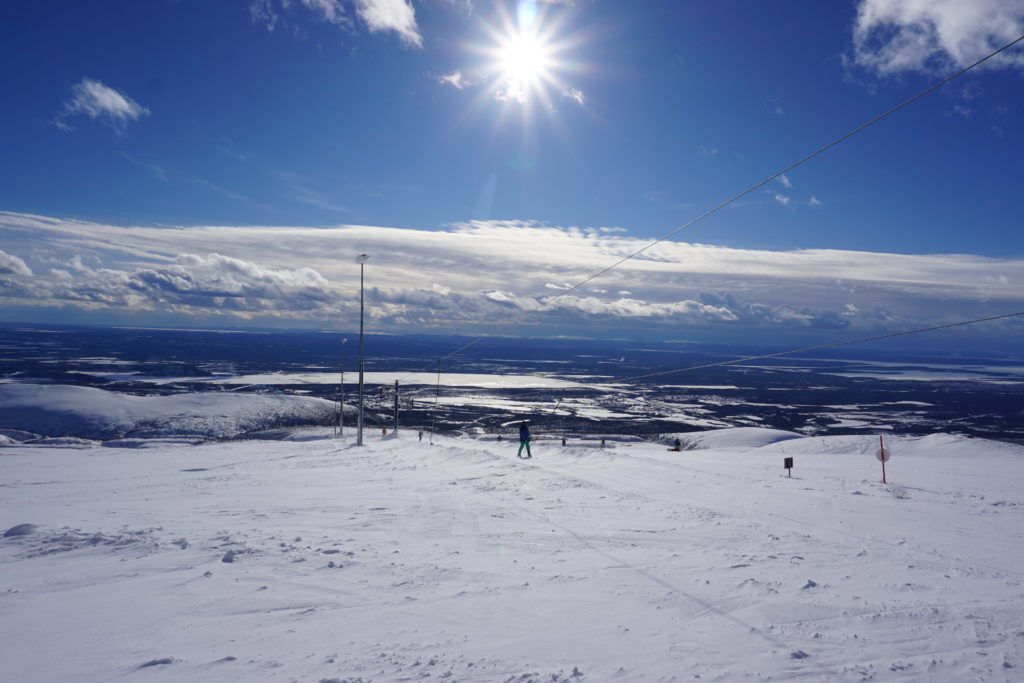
left=670, top=438, right=681, bottom=452
left=600, top=439, right=606, bottom=449
left=561, top=437, right=567, bottom=447
left=517, top=422, right=532, bottom=459
left=497, top=434, right=503, bottom=442
left=418, top=430, right=423, bottom=442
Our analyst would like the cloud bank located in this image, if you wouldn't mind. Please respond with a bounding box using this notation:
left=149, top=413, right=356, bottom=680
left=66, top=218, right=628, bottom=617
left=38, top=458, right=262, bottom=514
left=1, top=211, right=1021, bottom=342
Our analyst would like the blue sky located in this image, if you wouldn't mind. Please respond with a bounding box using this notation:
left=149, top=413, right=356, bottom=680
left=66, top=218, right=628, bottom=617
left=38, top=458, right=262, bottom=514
left=1, top=0, right=1023, bottom=347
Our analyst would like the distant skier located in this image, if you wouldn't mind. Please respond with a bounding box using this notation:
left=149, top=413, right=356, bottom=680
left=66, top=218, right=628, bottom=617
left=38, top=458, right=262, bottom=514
left=418, top=430, right=423, bottom=442
left=600, top=439, right=606, bottom=449
left=561, top=437, right=567, bottom=447
left=670, top=438, right=682, bottom=452
left=517, top=422, right=532, bottom=459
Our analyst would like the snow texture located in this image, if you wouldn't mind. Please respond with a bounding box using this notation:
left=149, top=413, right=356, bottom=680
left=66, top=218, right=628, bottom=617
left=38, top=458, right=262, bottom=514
left=2, top=426, right=1023, bottom=681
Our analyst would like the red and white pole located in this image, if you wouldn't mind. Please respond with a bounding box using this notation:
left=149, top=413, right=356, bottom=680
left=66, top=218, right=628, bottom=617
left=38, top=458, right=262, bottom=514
left=879, top=434, right=887, bottom=484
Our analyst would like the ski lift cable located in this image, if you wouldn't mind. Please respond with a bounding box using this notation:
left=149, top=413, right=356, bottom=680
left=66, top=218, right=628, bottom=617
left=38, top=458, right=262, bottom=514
left=409, top=32, right=1024, bottom=374
left=461, top=309, right=1024, bottom=406
left=616, top=310, right=1024, bottom=384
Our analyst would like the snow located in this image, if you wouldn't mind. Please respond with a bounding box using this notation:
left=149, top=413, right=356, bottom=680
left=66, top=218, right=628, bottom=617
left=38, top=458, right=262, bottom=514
left=2, top=425, right=1023, bottom=681
left=677, top=426, right=805, bottom=450
left=0, top=384, right=338, bottom=440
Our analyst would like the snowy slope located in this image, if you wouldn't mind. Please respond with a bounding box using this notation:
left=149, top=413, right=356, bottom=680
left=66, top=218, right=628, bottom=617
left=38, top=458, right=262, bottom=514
left=0, top=384, right=339, bottom=440
left=676, top=426, right=805, bottom=450
left=2, top=429, right=1023, bottom=681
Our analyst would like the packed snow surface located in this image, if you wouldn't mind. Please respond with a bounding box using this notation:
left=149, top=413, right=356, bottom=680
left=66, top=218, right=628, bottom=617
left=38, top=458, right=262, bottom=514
left=2, top=427, right=1023, bottom=681
left=0, top=383, right=337, bottom=440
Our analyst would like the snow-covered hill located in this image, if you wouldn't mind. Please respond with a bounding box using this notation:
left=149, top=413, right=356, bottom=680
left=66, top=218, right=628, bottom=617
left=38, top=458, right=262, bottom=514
left=0, top=383, right=340, bottom=440
left=2, top=426, right=1023, bottom=681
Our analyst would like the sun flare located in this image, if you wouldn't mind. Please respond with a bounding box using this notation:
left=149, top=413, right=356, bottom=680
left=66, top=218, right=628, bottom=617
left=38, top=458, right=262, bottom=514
left=471, top=1, right=576, bottom=108
left=498, top=32, right=552, bottom=89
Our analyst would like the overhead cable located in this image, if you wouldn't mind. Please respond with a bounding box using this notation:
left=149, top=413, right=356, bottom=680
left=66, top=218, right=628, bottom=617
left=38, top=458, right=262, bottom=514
left=426, top=32, right=1024, bottom=366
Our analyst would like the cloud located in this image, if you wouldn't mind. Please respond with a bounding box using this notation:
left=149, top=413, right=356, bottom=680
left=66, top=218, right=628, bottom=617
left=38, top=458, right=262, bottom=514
left=778, top=173, right=792, bottom=188
left=118, top=152, right=169, bottom=182
left=55, top=78, right=149, bottom=133
left=851, top=0, right=1024, bottom=76
left=250, top=0, right=420, bottom=46
left=300, top=0, right=347, bottom=24
left=2, top=211, right=1022, bottom=339
left=808, top=195, right=823, bottom=207
left=562, top=87, right=586, bottom=105
left=773, top=193, right=791, bottom=206
left=698, top=145, right=719, bottom=157
left=355, top=0, right=422, bottom=47
left=1, top=249, right=334, bottom=320
left=0, top=249, right=32, bottom=276
left=439, top=71, right=472, bottom=89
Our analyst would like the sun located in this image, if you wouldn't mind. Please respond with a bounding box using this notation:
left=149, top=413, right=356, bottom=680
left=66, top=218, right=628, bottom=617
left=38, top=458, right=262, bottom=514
left=474, top=1, right=572, bottom=108
left=497, top=31, right=552, bottom=96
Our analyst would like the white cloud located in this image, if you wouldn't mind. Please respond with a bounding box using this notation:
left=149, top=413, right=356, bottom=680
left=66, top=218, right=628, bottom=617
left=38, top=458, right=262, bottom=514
left=808, top=195, right=823, bottom=207
left=562, top=87, right=585, bottom=105
left=698, top=145, right=719, bottom=157
left=300, top=0, right=347, bottom=24
left=250, top=0, right=421, bottom=46
left=355, top=0, right=422, bottom=47
left=0, top=249, right=32, bottom=276
left=55, top=78, right=149, bottom=133
left=851, top=0, right=1024, bottom=76
left=439, top=71, right=471, bottom=89
left=773, top=193, right=791, bottom=206
left=778, top=173, right=792, bottom=188
left=2, top=211, right=1022, bottom=338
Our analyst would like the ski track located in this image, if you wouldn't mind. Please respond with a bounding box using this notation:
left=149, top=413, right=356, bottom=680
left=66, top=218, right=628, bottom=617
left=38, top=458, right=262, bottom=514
left=1, top=433, right=1023, bottom=681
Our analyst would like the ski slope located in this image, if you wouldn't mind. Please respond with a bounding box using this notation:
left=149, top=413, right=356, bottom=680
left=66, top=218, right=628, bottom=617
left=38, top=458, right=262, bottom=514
left=2, top=428, right=1023, bottom=681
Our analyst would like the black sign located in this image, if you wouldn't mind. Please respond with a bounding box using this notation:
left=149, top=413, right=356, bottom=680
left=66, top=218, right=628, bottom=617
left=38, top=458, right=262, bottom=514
left=784, top=457, right=793, bottom=470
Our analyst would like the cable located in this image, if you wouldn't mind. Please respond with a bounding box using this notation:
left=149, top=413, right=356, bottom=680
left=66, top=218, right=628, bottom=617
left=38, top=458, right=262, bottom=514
left=424, top=33, right=1024, bottom=367
left=620, top=310, right=1024, bottom=383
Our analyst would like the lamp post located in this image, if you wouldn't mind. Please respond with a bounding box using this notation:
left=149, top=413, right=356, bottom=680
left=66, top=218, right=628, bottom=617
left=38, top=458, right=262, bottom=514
left=355, top=254, right=369, bottom=446
left=338, top=337, right=347, bottom=437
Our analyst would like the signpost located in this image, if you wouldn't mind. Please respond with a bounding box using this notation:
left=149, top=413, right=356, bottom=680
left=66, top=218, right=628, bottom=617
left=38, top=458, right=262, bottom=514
left=784, top=456, right=793, bottom=477
left=875, top=434, right=891, bottom=484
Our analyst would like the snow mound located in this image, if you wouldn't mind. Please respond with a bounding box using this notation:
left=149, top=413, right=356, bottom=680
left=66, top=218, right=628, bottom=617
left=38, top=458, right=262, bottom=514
left=0, top=429, right=43, bottom=442
left=0, top=384, right=337, bottom=441
left=760, top=432, right=1024, bottom=458
left=677, top=426, right=805, bottom=451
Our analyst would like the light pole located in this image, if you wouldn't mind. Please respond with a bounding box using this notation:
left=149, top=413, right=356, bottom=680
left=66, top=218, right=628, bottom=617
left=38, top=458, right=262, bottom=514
left=355, top=254, right=369, bottom=446
left=338, top=337, right=347, bottom=437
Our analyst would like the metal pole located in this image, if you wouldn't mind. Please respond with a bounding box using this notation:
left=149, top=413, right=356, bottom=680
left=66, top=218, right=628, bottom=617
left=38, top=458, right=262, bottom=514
left=355, top=254, right=369, bottom=446
left=394, top=380, right=399, bottom=435
left=338, top=338, right=346, bottom=437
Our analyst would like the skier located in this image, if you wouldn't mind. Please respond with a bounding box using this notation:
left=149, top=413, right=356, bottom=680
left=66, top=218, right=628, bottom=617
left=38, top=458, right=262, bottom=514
left=517, top=421, right=532, bottom=459
left=561, top=437, right=567, bottom=447
left=418, top=430, right=423, bottom=442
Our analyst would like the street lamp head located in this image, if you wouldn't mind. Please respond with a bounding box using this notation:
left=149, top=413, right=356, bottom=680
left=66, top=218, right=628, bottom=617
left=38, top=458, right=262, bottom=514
left=355, top=253, right=370, bottom=264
